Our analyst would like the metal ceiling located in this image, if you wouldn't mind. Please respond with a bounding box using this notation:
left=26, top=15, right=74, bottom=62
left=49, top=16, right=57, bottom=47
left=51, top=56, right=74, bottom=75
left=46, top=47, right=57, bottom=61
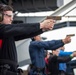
left=0, top=0, right=63, bottom=13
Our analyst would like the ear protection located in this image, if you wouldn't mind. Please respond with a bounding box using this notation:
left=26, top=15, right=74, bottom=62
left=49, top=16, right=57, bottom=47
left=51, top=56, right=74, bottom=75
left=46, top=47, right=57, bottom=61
left=0, top=4, right=6, bottom=22
left=0, top=13, right=3, bottom=22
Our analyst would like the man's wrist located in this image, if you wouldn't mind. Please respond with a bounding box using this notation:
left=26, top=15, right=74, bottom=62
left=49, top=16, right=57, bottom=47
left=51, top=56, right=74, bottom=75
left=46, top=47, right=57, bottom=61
left=40, top=23, right=43, bottom=29
left=40, top=23, right=47, bottom=32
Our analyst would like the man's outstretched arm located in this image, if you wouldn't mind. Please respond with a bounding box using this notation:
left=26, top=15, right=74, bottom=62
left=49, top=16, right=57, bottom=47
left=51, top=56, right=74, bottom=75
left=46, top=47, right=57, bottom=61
left=0, top=19, right=55, bottom=39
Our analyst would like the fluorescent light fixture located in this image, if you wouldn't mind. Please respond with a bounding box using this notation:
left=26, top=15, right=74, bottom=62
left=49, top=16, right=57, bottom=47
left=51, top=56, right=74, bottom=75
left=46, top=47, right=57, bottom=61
left=16, top=11, right=54, bottom=17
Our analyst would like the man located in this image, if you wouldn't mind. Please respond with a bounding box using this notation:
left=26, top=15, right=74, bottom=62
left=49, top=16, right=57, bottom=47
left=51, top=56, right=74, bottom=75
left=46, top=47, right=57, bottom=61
left=0, top=4, right=56, bottom=75
left=59, top=46, right=73, bottom=75
left=48, top=48, right=76, bottom=75
left=28, top=35, right=71, bottom=75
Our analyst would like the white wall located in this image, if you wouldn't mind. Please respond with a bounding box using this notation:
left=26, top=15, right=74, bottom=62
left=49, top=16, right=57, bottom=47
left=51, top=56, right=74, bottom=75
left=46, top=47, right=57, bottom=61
left=16, top=39, right=31, bottom=62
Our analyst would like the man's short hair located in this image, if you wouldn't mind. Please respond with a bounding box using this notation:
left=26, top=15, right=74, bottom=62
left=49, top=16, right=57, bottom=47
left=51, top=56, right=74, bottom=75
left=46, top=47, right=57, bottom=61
left=0, top=4, right=13, bottom=13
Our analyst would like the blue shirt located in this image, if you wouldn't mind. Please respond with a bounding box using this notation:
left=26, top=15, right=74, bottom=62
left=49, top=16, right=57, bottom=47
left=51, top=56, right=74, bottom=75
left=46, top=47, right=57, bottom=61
left=29, top=40, right=64, bottom=68
left=59, top=50, right=73, bottom=71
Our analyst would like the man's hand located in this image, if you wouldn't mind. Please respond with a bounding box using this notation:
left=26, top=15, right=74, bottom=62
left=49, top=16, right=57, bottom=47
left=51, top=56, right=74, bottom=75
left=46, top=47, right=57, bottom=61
left=62, top=36, right=71, bottom=44
left=40, top=19, right=55, bottom=31
left=71, top=51, right=76, bottom=57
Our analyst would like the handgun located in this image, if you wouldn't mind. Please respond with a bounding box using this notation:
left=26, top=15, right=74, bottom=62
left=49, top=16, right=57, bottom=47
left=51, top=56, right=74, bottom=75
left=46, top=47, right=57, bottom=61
left=46, top=16, right=61, bottom=20
left=66, top=34, right=75, bottom=37
left=41, top=16, right=61, bottom=22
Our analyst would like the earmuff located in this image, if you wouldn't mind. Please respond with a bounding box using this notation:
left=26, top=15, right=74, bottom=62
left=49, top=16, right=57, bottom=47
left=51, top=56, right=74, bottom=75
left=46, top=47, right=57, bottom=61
left=0, top=4, right=6, bottom=22
left=0, top=13, right=3, bottom=22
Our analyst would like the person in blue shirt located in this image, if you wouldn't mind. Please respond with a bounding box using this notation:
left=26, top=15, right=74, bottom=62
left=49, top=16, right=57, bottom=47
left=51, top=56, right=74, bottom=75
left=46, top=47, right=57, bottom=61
left=28, top=35, right=71, bottom=75
left=59, top=46, right=73, bottom=75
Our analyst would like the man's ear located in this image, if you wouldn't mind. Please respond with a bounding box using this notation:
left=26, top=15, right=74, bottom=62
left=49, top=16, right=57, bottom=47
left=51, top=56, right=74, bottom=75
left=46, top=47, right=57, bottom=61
left=0, top=13, right=3, bottom=22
